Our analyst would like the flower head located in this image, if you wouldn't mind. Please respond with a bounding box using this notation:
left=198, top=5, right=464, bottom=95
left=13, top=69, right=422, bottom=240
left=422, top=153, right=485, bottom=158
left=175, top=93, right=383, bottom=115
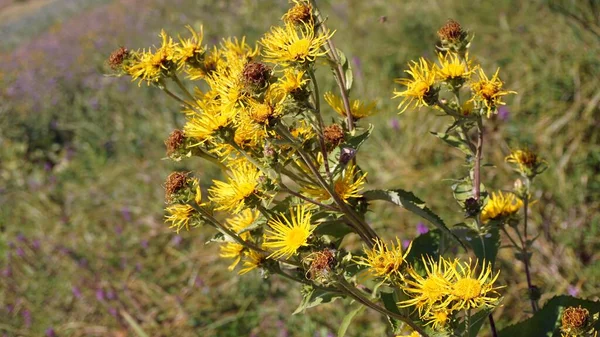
left=357, top=237, right=411, bottom=282
left=263, top=205, right=315, bottom=259
left=400, top=256, right=454, bottom=316
left=435, top=52, right=476, bottom=84
left=481, top=191, right=523, bottom=223
left=423, top=309, right=450, bottom=331
left=127, top=30, right=177, bottom=85
left=469, top=67, right=516, bottom=117
left=219, top=209, right=260, bottom=270
left=447, top=259, right=502, bottom=311
left=209, top=162, right=264, bottom=213
left=302, top=163, right=366, bottom=203
left=261, top=22, right=333, bottom=66
left=393, top=58, right=438, bottom=113
left=506, top=149, right=547, bottom=178
left=282, top=0, right=313, bottom=25
left=239, top=250, right=268, bottom=274
left=165, top=204, right=196, bottom=232
left=324, top=92, right=377, bottom=120
left=175, top=25, right=205, bottom=69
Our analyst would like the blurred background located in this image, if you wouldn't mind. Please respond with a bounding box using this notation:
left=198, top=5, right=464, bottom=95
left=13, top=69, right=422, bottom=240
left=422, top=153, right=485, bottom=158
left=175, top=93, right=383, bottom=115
left=0, top=0, right=598, bottom=336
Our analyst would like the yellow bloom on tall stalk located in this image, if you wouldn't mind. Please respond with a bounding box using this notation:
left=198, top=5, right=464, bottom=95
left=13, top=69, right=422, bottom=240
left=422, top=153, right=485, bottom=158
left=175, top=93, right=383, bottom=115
left=356, top=237, right=411, bottom=282
left=302, top=164, right=367, bottom=203
left=186, top=46, right=223, bottom=80
left=470, top=67, right=516, bottom=117
left=400, top=256, right=454, bottom=316
left=393, top=58, right=438, bottom=113
left=165, top=204, right=196, bottom=233
left=260, top=22, right=333, bottom=66
left=209, top=162, right=264, bottom=214
left=219, top=209, right=260, bottom=270
left=127, top=30, right=177, bottom=85
left=481, top=191, right=523, bottom=223
left=263, top=205, right=315, bottom=259
left=324, top=92, right=378, bottom=120
left=447, top=259, right=502, bottom=311
left=184, top=108, right=235, bottom=146
left=435, top=52, right=476, bottom=83
left=175, top=25, right=205, bottom=69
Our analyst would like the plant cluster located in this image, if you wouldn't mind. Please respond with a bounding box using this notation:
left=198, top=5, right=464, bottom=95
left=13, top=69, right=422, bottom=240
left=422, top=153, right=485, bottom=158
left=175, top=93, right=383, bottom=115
left=108, top=1, right=599, bottom=336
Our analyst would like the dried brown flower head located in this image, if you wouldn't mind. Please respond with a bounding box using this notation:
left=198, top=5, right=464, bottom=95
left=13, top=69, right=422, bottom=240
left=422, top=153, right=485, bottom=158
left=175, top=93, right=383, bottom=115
left=165, top=172, right=189, bottom=202
left=562, top=306, right=589, bottom=329
left=242, top=62, right=271, bottom=88
left=323, top=124, right=344, bottom=150
left=108, top=46, right=129, bottom=70
left=165, top=129, right=185, bottom=156
left=437, top=20, right=463, bottom=42
left=283, top=1, right=313, bottom=25
left=304, top=248, right=336, bottom=282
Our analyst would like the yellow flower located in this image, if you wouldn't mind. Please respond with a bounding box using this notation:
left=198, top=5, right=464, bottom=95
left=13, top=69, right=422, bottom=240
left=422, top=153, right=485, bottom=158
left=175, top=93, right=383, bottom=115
left=175, top=25, right=205, bottom=69
left=400, top=256, right=454, bottom=316
left=219, top=209, right=260, bottom=270
left=324, top=92, right=378, bottom=120
left=356, top=237, right=411, bottom=282
left=302, top=164, right=366, bottom=203
left=282, top=0, right=313, bottom=25
left=469, top=67, right=516, bottom=117
left=393, top=58, right=438, bottom=113
left=263, top=205, right=315, bottom=259
left=272, top=68, right=309, bottom=97
left=506, top=149, right=546, bottom=177
left=261, top=22, right=333, bottom=66
left=164, top=204, right=196, bottom=233
left=239, top=249, right=267, bottom=274
left=424, top=309, right=451, bottom=331
left=481, top=191, right=523, bottom=223
left=447, top=259, right=502, bottom=311
left=435, top=52, right=476, bottom=83
left=209, top=162, right=264, bottom=214
left=186, top=46, right=223, bottom=80
left=127, top=30, right=177, bottom=85
left=184, top=109, right=234, bottom=146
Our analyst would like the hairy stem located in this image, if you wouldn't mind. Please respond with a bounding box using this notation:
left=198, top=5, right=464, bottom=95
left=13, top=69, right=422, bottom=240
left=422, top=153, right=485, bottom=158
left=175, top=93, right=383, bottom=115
left=474, top=117, right=484, bottom=201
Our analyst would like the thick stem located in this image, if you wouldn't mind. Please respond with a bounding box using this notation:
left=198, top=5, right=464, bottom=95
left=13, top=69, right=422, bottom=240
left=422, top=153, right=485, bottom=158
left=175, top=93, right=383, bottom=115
left=489, top=313, right=499, bottom=337
left=474, top=117, right=484, bottom=201
left=521, top=192, right=538, bottom=312
left=280, top=185, right=338, bottom=211
left=307, top=68, right=333, bottom=181
left=310, top=0, right=355, bottom=131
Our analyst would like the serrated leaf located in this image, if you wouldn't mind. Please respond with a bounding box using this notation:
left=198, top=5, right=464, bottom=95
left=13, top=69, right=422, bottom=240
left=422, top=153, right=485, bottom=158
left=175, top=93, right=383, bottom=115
left=363, top=189, right=465, bottom=249
left=431, top=132, right=472, bottom=155
left=293, top=288, right=344, bottom=315
left=498, top=296, right=600, bottom=337
left=314, top=219, right=354, bottom=238
left=337, top=302, right=364, bottom=337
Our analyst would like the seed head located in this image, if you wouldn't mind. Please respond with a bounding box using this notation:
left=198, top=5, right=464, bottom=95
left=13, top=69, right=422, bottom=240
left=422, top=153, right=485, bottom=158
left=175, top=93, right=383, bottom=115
left=165, top=172, right=189, bottom=202
left=242, top=62, right=271, bottom=89
left=283, top=1, right=313, bottom=25
left=108, top=46, right=129, bottom=70
left=562, top=306, right=589, bottom=329
left=323, top=124, right=344, bottom=150
left=438, top=20, right=464, bottom=42
left=165, top=129, right=186, bottom=156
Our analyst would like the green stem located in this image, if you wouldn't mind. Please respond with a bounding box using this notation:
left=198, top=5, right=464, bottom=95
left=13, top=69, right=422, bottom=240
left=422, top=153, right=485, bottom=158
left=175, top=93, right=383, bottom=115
left=307, top=68, right=333, bottom=182
left=280, top=185, right=338, bottom=211
left=171, top=74, right=197, bottom=103
left=521, top=184, right=538, bottom=312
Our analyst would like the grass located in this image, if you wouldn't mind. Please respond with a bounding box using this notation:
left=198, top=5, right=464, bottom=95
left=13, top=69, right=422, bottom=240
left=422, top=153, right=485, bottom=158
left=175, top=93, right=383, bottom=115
left=0, top=0, right=598, bottom=336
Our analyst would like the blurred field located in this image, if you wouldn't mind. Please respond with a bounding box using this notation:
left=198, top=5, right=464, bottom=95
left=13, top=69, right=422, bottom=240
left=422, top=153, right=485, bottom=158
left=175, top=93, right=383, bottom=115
left=0, top=0, right=598, bottom=336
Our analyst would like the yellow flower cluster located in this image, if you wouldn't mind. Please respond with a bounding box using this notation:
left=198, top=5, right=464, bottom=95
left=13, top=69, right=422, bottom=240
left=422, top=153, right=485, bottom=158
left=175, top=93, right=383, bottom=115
left=400, top=257, right=502, bottom=331
left=393, top=36, right=515, bottom=116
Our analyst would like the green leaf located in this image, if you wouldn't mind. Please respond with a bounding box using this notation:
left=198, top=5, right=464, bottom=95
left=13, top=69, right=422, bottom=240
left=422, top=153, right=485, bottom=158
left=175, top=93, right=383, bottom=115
left=498, top=296, right=600, bottom=337
left=335, top=48, right=353, bottom=92
left=468, top=227, right=501, bottom=266
left=467, top=308, right=493, bottom=337
left=405, top=229, right=442, bottom=264
left=337, top=302, right=365, bottom=337
left=314, top=219, right=355, bottom=238
left=363, top=189, right=465, bottom=249
left=293, top=287, right=344, bottom=315
left=344, top=124, right=373, bottom=150
left=431, top=132, right=472, bottom=155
